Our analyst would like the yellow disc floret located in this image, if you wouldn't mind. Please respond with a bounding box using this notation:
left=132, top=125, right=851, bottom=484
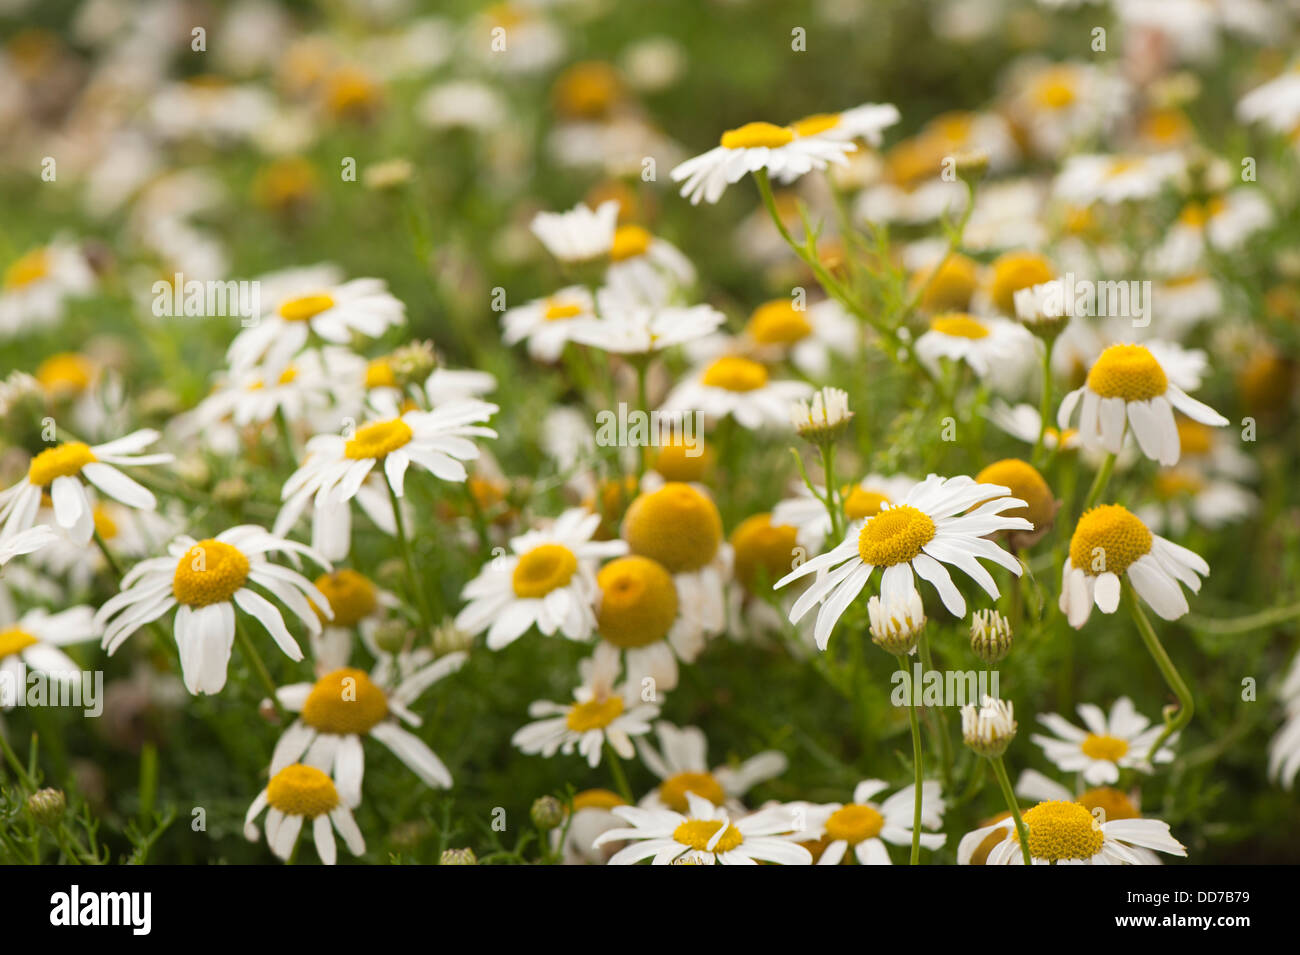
left=746, top=300, right=813, bottom=346
left=652, top=438, right=712, bottom=483
left=0, top=627, right=38, bottom=660
left=1086, top=343, right=1168, bottom=401
left=1069, top=504, right=1153, bottom=577
left=35, top=353, right=94, bottom=396
left=313, top=570, right=378, bottom=627
left=857, top=505, right=936, bottom=567
left=929, top=313, right=990, bottom=340
left=824, top=804, right=885, bottom=845
left=172, top=540, right=250, bottom=607
left=659, top=771, right=727, bottom=813
left=843, top=486, right=891, bottom=521
left=1078, top=787, right=1139, bottom=821
left=566, top=695, right=625, bottom=733
left=595, top=555, right=678, bottom=648
left=27, top=442, right=96, bottom=487
left=572, top=788, right=626, bottom=812
left=265, top=763, right=340, bottom=818
left=989, top=251, right=1055, bottom=315
left=544, top=300, right=584, bottom=321
left=623, top=483, right=722, bottom=572
left=673, top=818, right=743, bottom=853
left=1021, top=800, right=1105, bottom=862
left=278, top=293, right=335, bottom=322
left=720, top=122, right=794, bottom=150
left=344, top=418, right=413, bottom=460
left=1080, top=734, right=1129, bottom=762
left=300, top=667, right=389, bottom=735
left=975, top=459, right=1055, bottom=531
left=700, top=356, right=769, bottom=392
left=511, top=544, right=579, bottom=599
left=791, top=113, right=841, bottom=138
left=730, top=513, right=799, bottom=592
left=364, top=358, right=396, bottom=389
left=610, top=224, right=653, bottom=262
left=916, top=255, right=979, bottom=312
left=3, top=248, right=50, bottom=290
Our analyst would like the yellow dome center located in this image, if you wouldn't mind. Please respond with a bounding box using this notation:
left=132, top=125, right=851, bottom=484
left=344, top=418, right=413, bottom=460
left=28, top=442, right=96, bottom=487
left=700, top=356, right=769, bottom=392
left=1021, top=800, right=1105, bottom=862
left=364, top=358, right=396, bottom=389
left=990, top=252, right=1055, bottom=315
left=3, top=248, right=50, bottom=290
left=929, top=313, right=990, bottom=340
left=824, top=803, right=885, bottom=845
left=673, top=818, right=744, bottom=853
left=596, top=555, right=679, bottom=648
left=791, top=113, right=842, bottom=137
left=265, top=763, right=340, bottom=818
left=1069, top=504, right=1153, bottom=576
left=730, top=513, right=800, bottom=593
left=301, top=667, right=389, bottom=735
left=652, top=439, right=712, bottom=483
left=92, top=504, right=118, bottom=541
left=659, top=771, right=727, bottom=813
left=1034, top=71, right=1077, bottom=110
left=1080, top=733, right=1129, bottom=762
left=610, top=224, right=653, bottom=262
left=172, top=540, right=250, bottom=607
left=857, top=505, right=936, bottom=567
left=278, top=292, right=335, bottom=322
left=975, top=459, right=1055, bottom=531
left=916, top=255, right=979, bottom=312
left=572, top=788, right=627, bottom=811
left=544, top=300, right=584, bottom=321
left=720, top=122, right=794, bottom=150
left=1078, top=787, right=1139, bottom=821
left=623, top=483, right=723, bottom=572
left=843, top=487, right=891, bottom=521
left=746, top=300, right=814, bottom=346
left=1086, top=344, right=1168, bottom=401
left=0, top=627, right=38, bottom=660
left=35, top=353, right=94, bottom=396
left=1175, top=417, right=1213, bottom=456
left=565, top=694, right=625, bottom=732
left=313, top=570, right=378, bottom=627
left=511, top=543, right=579, bottom=598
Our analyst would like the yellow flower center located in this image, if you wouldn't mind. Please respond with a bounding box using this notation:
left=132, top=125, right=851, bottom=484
left=622, top=483, right=722, bottom=573
left=0, top=627, right=38, bottom=660
left=857, top=505, right=936, bottom=567
left=610, top=224, right=653, bottom=262
left=1104, top=157, right=1141, bottom=179
left=746, top=300, right=813, bottom=346
left=572, top=788, right=626, bottom=811
left=790, top=113, right=841, bottom=137
left=1080, top=734, right=1130, bottom=762
left=1069, top=504, right=1153, bottom=577
left=824, top=803, right=885, bottom=845
left=92, top=504, right=118, bottom=541
left=172, top=540, right=250, bottom=607
left=301, top=667, right=389, bottom=735
left=916, top=255, right=978, bottom=312
left=1078, top=787, right=1139, bottom=821
left=659, top=771, right=727, bottom=813
left=1022, top=800, right=1105, bottom=862
left=35, top=353, right=94, bottom=396
left=3, top=248, right=50, bottom=290
left=511, top=543, right=579, bottom=598
left=344, top=418, right=413, bottom=460
left=596, top=555, right=678, bottom=648
left=700, top=356, right=769, bottom=392
left=929, top=313, right=990, bottom=340
left=1141, top=109, right=1190, bottom=145
left=975, top=459, right=1055, bottom=531
left=27, top=442, right=96, bottom=487
left=552, top=61, right=622, bottom=118
left=720, top=121, right=794, bottom=150
left=1033, top=70, right=1077, bottom=110
left=673, top=818, right=744, bottom=852
left=543, top=300, right=584, bottom=321
left=278, top=293, right=335, bottom=322
left=970, top=811, right=1014, bottom=865
left=1175, top=417, right=1213, bottom=456
left=325, top=66, right=381, bottom=118
left=1153, top=470, right=1204, bottom=498
left=364, top=358, right=396, bottom=389
left=843, top=487, right=891, bottom=521
left=265, top=763, right=340, bottom=818
left=990, top=251, right=1055, bottom=315
left=1086, top=344, right=1168, bottom=401
left=730, top=513, right=800, bottom=593
left=652, top=439, right=712, bottom=483
left=313, top=570, right=378, bottom=627
left=566, top=694, right=625, bottom=732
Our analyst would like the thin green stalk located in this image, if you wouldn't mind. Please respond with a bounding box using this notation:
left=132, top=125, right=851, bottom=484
left=1126, top=584, right=1194, bottom=761
left=1080, top=450, right=1117, bottom=513
left=1031, top=343, right=1053, bottom=466
left=896, top=654, right=924, bottom=865
left=605, top=745, right=635, bottom=804
left=918, top=634, right=954, bottom=791
left=234, top=617, right=286, bottom=720
left=387, top=481, right=435, bottom=636
left=819, top=442, right=844, bottom=542
left=990, top=754, right=1032, bottom=865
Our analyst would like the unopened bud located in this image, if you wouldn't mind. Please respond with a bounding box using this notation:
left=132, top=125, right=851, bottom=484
left=26, top=788, right=66, bottom=827
left=970, top=609, right=1013, bottom=663
left=530, top=795, right=564, bottom=830
left=440, top=847, right=478, bottom=865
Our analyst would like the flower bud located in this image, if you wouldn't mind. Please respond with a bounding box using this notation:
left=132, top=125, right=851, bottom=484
left=440, top=847, right=478, bottom=865
left=26, top=788, right=66, bottom=827
left=961, top=695, right=1017, bottom=758
left=970, top=609, right=1013, bottom=663
left=530, top=795, right=564, bottom=830
left=868, top=589, right=926, bottom=656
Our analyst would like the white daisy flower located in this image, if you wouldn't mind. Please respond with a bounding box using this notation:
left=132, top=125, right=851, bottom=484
left=596, top=791, right=812, bottom=865
left=776, top=474, right=1032, bottom=649
left=555, top=789, right=631, bottom=865
left=1053, top=152, right=1184, bottom=206
left=1152, top=190, right=1273, bottom=273
left=670, top=120, right=856, bottom=206
left=1236, top=60, right=1300, bottom=135
left=915, top=312, right=1037, bottom=381
left=0, top=525, right=58, bottom=568
left=634, top=721, right=787, bottom=813
left=772, top=472, right=919, bottom=553
left=185, top=348, right=365, bottom=432
left=787, top=102, right=901, bottom=146
left=802, top=779, right=946, bottom=865
left=455, top=508, right=627, bottom=650
left=96, top=525, right=332, bottom=696
left=603, top=224, right=696, bottom=306
left=0, top=606, right=98, bottom=707
left=958, top=799, right=1186, bottom=864
left=269, top=653, right=467, bottom=807
left=512, top=643, right=659, bottom=768
left=31, top=495, right=180, bottom=593
left=502, top=286, right=596, bottom=363
left=569, top=292, right=725, bottom=355
left=1003, top=60, right=1130, bottom=158
left=1057, top=342, right=1228, bottom=466
left=1014, top=768, right=1167, bottom=865
left=662, top=354, right=812, bottom=430
left=227, top=273, right=405, bottom=375
left=1032, top=698, right=1177, bottom=785
left=986, top=400, right=1082, bottom=452
left=306, top=568, right=401, bottom=677
left=244, top=763, right=365, bottom=865
left=743, top=298, right=856, bottom=378
left=0, top=239, right=95, bottom=337
left=0, top=430, right=172, bottom=546
left=529, top=200, right=619, bottom=264
left=1268, top=653, right=1300, bottom=789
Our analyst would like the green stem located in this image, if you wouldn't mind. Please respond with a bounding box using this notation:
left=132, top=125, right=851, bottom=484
left=605, top=745, right=635, bottom=804
left=918, top=634, right=954, bottom=791
left=1126, top=584, right=1194, bottom=761
left=634, top=356, right=650, bottom=483
left=896, top=654, right=924, bottom=865
left=234, top=618, right=287, bottom=720
left=990, top=754, right=1032, bottom=866
left=819, top=442, right=844, bottom=542
left=387, top=481, right=434, bottom=636
left=1031, top=343, right=1053, bottom=466
left=1080, top=451, right=1117, bottom=513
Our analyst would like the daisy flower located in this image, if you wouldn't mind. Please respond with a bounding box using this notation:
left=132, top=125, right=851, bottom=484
left=96, top=525, right=331, bottom=696
left=670, top=120, right=856, bottom=206
left=1152, top=190, right=1272, bottom=273
left=0, top=430, right=172, bottom=546
left=244, top=763, right=365, bottom=865
left=915, top=312, right=1037, bottom=381
left=661, top=354, right=812, bottom=430
left=1059, top=503, right=1209, bottom=627
left=0, top=606, right=98, bottom=707
left=512, top=643, right=659, bottom=768
left=32, top=495, right=180, bottom=593
left=455, top=508, right=627, bottom=649
left=743, top=298, right=856, bottom=378
left=1003, top=60, right=1129, bottom=158
left=529, top=200, right=619, bottom=264
left=802, top=780, right=946, bottom=865
left=634, top=721, right=787, bottom=813
left=0, top=525, right=58, bottom=568
left=569, top=293, right=725, bottom=355
left=603, top=224, right=696, bottom=306
left=787, top=102, right=900, bottom=147
left=556, top=789, right=630, bottom=865
left=227, top=273, right=405, bottom=375
left=0, top=239, right=95, bottom=337
left=502, top=286, right=596, bottom=363
left=958, top=799, right=1186, bottom=865
left=776, top=474, right=1032, bottom=649
left=1236, top=60, right=1300, bottom=135
left=1057, top=342, right=1228, bottom=465
left=1015, top=768, right=1168, bottom=865
left=596, top=791, right=812, bottom=865
left=307, top=568, right=401, bottom=677
left=269, top=654, right=467, bottom=807
left=986, top=400, right=1081, bottom=452
left=772, top=472, right=919, bottom=553
left=1032, top=698, right=1177, bottom=784
left=186, top=348, right=364, bottom=432
left=1053, top=152, right=1184, bottom=206
left=590, top=554, right=699, bottom=692
left=1268, top=653, right=1300, bottom=789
